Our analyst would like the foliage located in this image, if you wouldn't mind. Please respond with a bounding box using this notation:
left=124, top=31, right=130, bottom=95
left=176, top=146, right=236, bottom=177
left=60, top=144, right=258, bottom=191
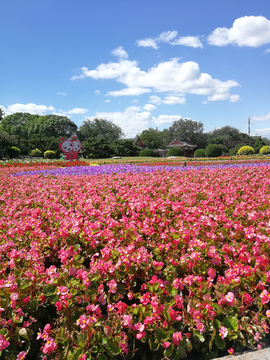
left=194, top=149, right=206, bottom=157
left=0, top=113, right=78, bottom=155
left=82, top=138, right=114, bottom=159
left=254, top=137, right=266, bottom=153
left=139, top=149, right=158, bottom=157
left=238, top=146, right=255, bottom=155
left=140, top=128, right=164, bottom=149
left=168, top=118, right=207, bottom=149
left=110, top=139, right=139, bottom=157
left=0, top=106, right=5, bottom=121
left=0, top=131, right=17, bottom=158
left=7, top=146, right=21, bottom=159
left=259, top=146, right=270, bottom=155
left=207, top=126, right=255, bottom=150
left=229, top=144, right=245, bottom=156
left=205, top=144, right=222, bottom=157
left=79, top=118, right=124, bottom=142
left=167, top=147, right=184, bottom=157
left=1, top=163, right=270, bottom=359
left=44, top=150, right=56, bottom=159
left=30, top=148, right=43, bottom=157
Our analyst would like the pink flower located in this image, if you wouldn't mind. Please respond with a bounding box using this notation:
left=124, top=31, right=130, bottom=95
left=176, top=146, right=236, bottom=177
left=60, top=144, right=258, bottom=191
left=107, top=279, right=117, bottom=294
left=260, top=290, right=270, bottom=304
left=162, top=341, right=170, bottom=348
left=196, top=322, right=205, bottom=333
left=42, top=337, right=57, bottom=354
left=17, top=351, right=27, bottom=360
left=76, top=315, right=89, bottom=330
left=228, top=348, right=234, bottom=355
left=0, top=334, right=9, bottom=351
left=225, top=291, right=235, bottom=304
left=193, top=311, right=203, bottom=322
left=173, top=332, right=182, bottom=346
left=219, top=326, right=228, bottom=339
left=136, top=331, right=146, bottom=340
left=266, top=310, right=270, bottom=318
left=207, top=268, right=216, bottom=280
left=122, top=315, right=132, bottom=327
left=134, top=323, right=145, bottom=332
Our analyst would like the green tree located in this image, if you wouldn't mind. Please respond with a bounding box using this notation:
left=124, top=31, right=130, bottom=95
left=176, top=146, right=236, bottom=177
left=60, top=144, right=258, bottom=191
left=140, top=128, right=164, bottom=149
left=207, top=126, right=255, bottom=150
left=0, top=107, right=5, bottom=121
left=79, top=118, right=124, bottom=142
left=81, top=138, right=114, bottom=159
left=168, top=118, right=207, bottom=149
left=253, top=136, right=266, bottom=153
left=111, top=140, right=139, bottom=157
left=0, top=131, right=17, bottom=158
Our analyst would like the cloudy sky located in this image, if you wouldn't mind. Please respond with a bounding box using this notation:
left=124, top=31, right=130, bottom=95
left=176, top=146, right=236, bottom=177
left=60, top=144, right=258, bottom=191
left=1, top=0, right=270, bottom=138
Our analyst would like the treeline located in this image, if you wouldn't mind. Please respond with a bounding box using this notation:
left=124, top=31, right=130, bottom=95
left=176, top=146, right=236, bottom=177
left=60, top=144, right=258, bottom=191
left=0, top=113, right=139, bottom=158
left=140, top=120, right=270, bottom=156
left=0, top=111, right=269, bottom=159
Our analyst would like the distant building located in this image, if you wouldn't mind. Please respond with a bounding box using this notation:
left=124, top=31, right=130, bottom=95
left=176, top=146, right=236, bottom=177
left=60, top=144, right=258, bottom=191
left=128, top=134, right=197, bottom=157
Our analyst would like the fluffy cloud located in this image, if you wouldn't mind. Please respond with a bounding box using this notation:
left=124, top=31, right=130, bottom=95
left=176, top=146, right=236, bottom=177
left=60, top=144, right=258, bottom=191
left=251, top=111, right=270, bottom=121
left=73, top=58, right=239, bottom=102
left=143, top=104, right=157, bottom=111
left=67, top=108, right=88, bottom=114
left=251, top=127, right=270, bottom=138
left=203, top=94, right=240, bottom=103
left=57, top=92, right=67, bottom=96
left=265, top=49, right=270, bottom=54
left=5, top=103, right=55, bottom=115
left=208, top=16, right=270, bottom=47
left=95, top=90, right=101, bottom=95
left=111, top=46, right=128, bottom=59
left=171, top=36, right=203, bottom=48
left=136, top=31, right=202, bottom=49
left=148, top=95, right=185, bottom=105
left=89, top=107, right=181, bottom=137
left=136, top=38, right=158, bottom=49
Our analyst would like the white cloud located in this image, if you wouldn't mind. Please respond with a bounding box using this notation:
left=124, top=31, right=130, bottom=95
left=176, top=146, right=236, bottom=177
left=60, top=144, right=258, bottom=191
left=208, top=16, right=270, bottom=47
left=6, top=103, right=55, bottom=115
left=143, top=104, right=157, bottom=111
left=125, top=106, right=141, bottom=112
left=136, top=38, right=158, bottom=49
left=67, top=108, right=88, bottom=114
left=95, top=90, right=101, bottom=95
left=111, top=46, right=128, bottom=59
left=163, top=95, right=186, bottom=105
left=251, top=127, right=270, bottom=138
left=204, top=93, right=240, bottom=103
left=105, top=100, right=111, bottom=103
left=88, top=109, right=181, bottom=138
left=57, top=92, right=67, bottom=96
left=158, top=31, right=178, bottom=42
left=251, top=111, right=270, bottom=121
left=148, top=95, right=185, bottom=105
left=74, top=58, right=239, bottom=102
left=171, top=36, right=203, bottom=48
left=137, top=31, right=202, bottom=49
left=264, top=48, right=270, bottom=53
left=132, top=99, right=138, bottom=103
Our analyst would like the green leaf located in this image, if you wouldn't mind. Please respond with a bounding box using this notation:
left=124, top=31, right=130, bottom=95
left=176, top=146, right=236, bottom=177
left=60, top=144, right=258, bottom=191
left=164, top=345, right=173, bottom=357
left=96, top=354, right=107, bottom=360
left=149, top=337, right=160, bottom=350
left=155, top=328, right=167, bottom=342
left=177, top=346, right=187, bottom=359
left=107, top=340, right=121, bottom=355
left=223, top=316, right=238, bottom=331
left=43, top=284, right=56, bottom=296
left=193, top=330, right=205, bottom=343
left=0, top=329, right=8, bottom=336
left=214, top=335, right=226, bottom=350
left=70, top=348, right=84, bottom=360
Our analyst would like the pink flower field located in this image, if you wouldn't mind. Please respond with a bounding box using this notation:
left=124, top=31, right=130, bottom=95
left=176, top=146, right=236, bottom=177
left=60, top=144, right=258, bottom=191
left=1, top=162, right=270, bottom=360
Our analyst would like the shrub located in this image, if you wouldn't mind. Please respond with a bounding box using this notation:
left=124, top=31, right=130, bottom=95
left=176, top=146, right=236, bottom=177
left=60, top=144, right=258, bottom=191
left=29, top=148, right=43, bottom=157
left=167, top=147, right=184, bottom=157
left=194, top=149, right=206, bottom=157
left=237, top=146, right=255, bottom=155
left=7, top=146, right=21, bottom=159
left=139, top=149, right=157, bottom=157
left=44, top=150, right=56, bottom=159
left=229, top=144, right=245, bottom=156
left=260, top=146, right=270, bottom=155
left=205, top=144, right=222, bottom=157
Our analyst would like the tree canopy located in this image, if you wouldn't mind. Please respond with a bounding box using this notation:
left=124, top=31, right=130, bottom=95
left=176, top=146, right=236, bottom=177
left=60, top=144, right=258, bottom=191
left=79, top=118, right=124, bottom=142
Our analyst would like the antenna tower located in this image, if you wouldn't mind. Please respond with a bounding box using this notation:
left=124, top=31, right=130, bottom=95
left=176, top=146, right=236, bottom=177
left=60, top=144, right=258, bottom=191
left=248, top=117, right=250, bottom=136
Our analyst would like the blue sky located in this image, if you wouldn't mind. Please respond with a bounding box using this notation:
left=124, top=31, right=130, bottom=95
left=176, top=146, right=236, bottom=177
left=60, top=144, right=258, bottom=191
left=1, top=0, right=270, bottom=138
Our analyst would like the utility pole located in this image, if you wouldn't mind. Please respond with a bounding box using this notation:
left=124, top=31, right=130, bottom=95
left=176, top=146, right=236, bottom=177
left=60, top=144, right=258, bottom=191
left=248, top=117, right=250, bottom=136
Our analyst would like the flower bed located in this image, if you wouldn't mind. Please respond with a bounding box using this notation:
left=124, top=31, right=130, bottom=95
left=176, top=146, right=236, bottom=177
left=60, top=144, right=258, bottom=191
left=1, top=163, right=270, bottom=359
